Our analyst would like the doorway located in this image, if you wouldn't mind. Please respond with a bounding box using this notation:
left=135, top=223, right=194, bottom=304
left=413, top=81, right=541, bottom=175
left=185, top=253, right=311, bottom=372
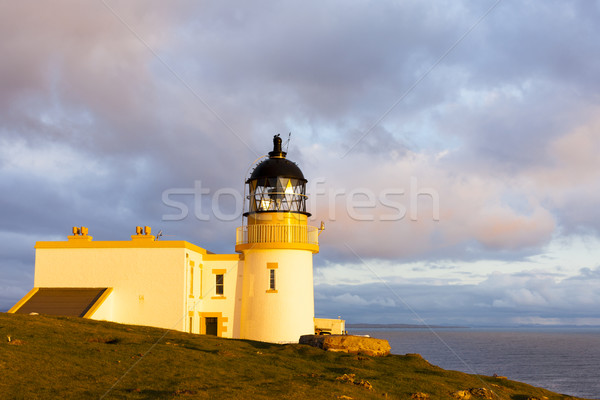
left=205, top=317, right=218, bottom=336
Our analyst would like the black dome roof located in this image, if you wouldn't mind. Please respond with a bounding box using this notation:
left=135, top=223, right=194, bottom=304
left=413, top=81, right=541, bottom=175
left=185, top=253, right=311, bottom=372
left=248, top=135, right=306, bottom=182
left=249, top=158, right=305, bottom=181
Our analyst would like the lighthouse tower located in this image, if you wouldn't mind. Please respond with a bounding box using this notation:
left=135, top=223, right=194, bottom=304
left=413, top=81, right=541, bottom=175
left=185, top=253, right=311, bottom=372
left=236, top=135, right=319, bottom=343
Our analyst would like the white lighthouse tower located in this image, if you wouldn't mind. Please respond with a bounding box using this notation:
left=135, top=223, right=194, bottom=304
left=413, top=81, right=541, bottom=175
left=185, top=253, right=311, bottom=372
left=236, top=135, right=319, bottom=343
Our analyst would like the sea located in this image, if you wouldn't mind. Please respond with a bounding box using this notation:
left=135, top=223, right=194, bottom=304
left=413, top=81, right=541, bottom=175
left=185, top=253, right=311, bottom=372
left=347, top=327, right=600, bottom=399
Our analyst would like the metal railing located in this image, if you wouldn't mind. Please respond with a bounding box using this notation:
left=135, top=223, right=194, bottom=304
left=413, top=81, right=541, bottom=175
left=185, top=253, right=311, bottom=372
left=236, top=224, right=319, bottom=246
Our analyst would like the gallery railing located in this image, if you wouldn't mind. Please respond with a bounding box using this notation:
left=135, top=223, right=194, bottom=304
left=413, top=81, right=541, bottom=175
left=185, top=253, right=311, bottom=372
left=236, top=224, right=319, bottom=246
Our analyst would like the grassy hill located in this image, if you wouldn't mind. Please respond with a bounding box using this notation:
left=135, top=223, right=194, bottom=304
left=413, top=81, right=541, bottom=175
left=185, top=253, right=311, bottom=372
left=0, top=313, right=586, bottom=400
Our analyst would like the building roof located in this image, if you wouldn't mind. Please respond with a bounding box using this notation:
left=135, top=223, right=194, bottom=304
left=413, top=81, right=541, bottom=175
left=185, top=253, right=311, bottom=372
left=248, top=135, right=306, bottom=182
left=11, top=287, right=111, bottom=318
left=249, top=157, right=305, bottom=182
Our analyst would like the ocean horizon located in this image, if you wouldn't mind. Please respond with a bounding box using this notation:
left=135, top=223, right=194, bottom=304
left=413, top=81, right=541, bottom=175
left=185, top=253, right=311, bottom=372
left=348, top=326, right=600, bottom=399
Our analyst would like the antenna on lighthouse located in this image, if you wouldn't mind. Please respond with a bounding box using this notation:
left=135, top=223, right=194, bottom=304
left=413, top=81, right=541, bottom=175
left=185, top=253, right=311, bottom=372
left=284, top=132, right=291, bottom=153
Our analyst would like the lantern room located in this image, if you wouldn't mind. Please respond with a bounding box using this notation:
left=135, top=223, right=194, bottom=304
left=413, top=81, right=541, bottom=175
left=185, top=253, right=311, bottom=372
left=244, top=135, right=310, bottom=216
left=236, top=135, right=319, bottom=253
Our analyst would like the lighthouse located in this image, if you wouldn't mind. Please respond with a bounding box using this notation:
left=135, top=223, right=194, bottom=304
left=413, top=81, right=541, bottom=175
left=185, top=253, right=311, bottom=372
left=11, top=134, right=344, bottom=343
left=236, top=135, right=319, bottom=343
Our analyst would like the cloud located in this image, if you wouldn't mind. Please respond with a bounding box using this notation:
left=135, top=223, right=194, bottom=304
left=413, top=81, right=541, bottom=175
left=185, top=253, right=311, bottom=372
left=307, top=147, right=557, bottom=262
left=315, top=266, right=600, bottom=326
left=2, top=1, right=600, bottom=323
left=331, top=292, right=396, bottom=308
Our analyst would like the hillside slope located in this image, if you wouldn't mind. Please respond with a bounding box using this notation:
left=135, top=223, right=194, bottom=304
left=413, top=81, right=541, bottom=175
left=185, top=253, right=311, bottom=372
left=0, top=313, right=586, bottom=399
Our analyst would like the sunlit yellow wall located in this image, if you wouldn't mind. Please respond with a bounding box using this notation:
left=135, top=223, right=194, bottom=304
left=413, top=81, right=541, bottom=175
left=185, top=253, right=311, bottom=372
left=240, top=249, right=314, bottom=343
left=182, top=251, right=203, bottom=334
left=34, top=244, right=191, bottom=331
left=314, top=318, right=346, bottom=335
left=186, top=255, right=242, bottom=338
left=30, top=235, right=319, bottom=342
left=90, top=291, right=113, bottom=321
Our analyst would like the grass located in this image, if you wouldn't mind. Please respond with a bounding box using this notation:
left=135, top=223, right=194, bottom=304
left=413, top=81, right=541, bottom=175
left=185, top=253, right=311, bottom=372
left=0, top=312, right=587, bottom=400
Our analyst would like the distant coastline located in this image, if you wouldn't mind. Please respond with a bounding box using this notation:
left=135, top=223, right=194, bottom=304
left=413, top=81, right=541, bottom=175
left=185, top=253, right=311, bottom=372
left=347, top=323, right=467, bottom=329
left=347, top=323, right=600, bottom=330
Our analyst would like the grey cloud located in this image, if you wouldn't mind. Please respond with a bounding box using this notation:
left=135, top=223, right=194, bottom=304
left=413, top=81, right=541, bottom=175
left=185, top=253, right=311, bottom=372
left=316, top=267, right=600, bottom=325
left=2, top=0, right=600, bottom=318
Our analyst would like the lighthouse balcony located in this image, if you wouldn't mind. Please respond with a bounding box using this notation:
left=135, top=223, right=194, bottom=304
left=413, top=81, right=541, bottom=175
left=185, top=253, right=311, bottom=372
left=235, top=224, right=319, bottom=253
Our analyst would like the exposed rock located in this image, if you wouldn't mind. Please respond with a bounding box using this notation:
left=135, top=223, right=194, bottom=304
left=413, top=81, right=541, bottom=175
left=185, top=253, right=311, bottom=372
left=335, top=373, right=373, bottom=390
left=451, top=388, right=493, bottom=399
left=470, top=388, right=493, bottom=399
left=451, top=390, right=472, bottom=399
left=7, top=336, right=24, bottom=346
left=411, top=392, right=430, bottom=399
left=299, top=335, right=391, bottom=357
left=359, top=380, right=373, bottom=390
left=336, top=373, right=356, bottom=384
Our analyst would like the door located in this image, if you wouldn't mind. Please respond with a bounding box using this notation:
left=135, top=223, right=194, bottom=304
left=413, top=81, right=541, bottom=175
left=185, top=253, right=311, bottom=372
left=205, top=317, right=218, bottom=336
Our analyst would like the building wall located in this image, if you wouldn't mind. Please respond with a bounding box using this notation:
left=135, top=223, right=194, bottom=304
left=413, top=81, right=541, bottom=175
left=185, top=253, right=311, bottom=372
left=314, top=318, right=346, bottom=335
left=34, top=244, right=189, bottom=331
left=183, top=254, right=242, bottom=339
left=30, top=235, right=319, bottom=343
left=240, top=249, right=314, bottom=343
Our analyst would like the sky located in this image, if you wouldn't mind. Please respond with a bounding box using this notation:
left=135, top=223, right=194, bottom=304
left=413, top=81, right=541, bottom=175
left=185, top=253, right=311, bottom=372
left=1, top=0, right=600, bottom=326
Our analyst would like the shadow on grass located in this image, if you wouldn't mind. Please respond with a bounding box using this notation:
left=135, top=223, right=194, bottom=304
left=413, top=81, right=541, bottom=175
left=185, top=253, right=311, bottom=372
left=325, top=366, right=354, bottom=375
left=160, top=341, right=222, bottom=355
left=238, top=339, right=280, bottom=351
left=87, top=337, right=121, bottom=344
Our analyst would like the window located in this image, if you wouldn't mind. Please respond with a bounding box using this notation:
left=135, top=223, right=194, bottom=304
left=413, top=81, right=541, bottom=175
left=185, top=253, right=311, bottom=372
left=269, top=269, right=276, bottom=290
left=211, top=269, right=226, bottom=299
left=189, top=316, right=193, bottom=333
left=215, top=274, right=224, bottom=295
left=266, top=263, right=278, bottom=293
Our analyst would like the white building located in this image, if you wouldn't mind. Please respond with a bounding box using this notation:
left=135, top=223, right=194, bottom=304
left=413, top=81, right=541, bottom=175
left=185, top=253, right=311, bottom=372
left=9, top=136, right=344, bottom=343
